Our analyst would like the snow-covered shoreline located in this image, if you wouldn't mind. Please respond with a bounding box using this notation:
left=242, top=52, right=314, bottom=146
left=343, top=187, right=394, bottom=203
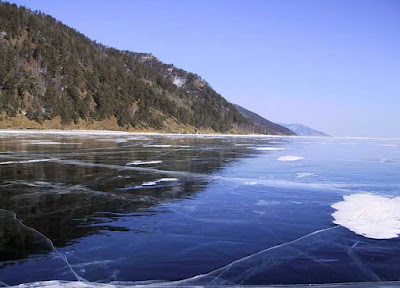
left=0, top=129, right=398, bottom=140
left=0, top=129, right=299, bottom=138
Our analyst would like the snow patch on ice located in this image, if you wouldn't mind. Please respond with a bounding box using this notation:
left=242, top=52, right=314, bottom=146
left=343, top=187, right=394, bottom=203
left=278, top=156, right=304, bottom=162
left=141, top=178, right=178, bottom=187
left=256, top=200, right=280, bottom=206
left=253, top=210, right=266, bottom=215
left=255, top=147, right=286, bottom=151
left=141, top=181, right=158, bottom=186
left=0, top=159, right=55, bottom=165
left=126, top=160, right=162, bottom=165
left=158, top=178, right=178, bottom=182
left=143, top=144, right=190, bottom=148
left=332, top=193, right=400, bottom=239
left=296, top=173, right=315, bottom=178
left=114, top=139, right=129, bottom=143
left=244, top=181, right=258, bottom=185
left=23, top=140, right=82, bottom=145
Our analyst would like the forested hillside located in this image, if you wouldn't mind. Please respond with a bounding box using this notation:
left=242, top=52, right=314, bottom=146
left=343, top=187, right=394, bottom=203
left=0, top=2, right=293, bottom=135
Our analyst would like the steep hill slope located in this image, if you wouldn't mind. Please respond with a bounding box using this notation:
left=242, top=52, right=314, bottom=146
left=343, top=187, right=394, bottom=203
left=234, top=104, right=296, bottom=135
left=0, top=2, right=293, bottom=135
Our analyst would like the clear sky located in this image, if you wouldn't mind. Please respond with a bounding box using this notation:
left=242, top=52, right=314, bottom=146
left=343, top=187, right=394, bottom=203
left=10, top=0, right=400, bottom=137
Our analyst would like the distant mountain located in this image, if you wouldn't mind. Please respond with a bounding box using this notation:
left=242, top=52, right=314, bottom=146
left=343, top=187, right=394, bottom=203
left=234, top=105, right=296, bottom=136
left=0, top=2, right=293, bottom=135
left=279, top=123, right=329, bottom=136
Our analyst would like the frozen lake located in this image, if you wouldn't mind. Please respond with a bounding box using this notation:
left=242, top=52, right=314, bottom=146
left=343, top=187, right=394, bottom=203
left=1, top=131, right=400, bottom=287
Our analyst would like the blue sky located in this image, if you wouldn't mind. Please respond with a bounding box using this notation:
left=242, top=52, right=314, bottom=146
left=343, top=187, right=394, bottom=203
left=10, top=0, right=400, bottom=137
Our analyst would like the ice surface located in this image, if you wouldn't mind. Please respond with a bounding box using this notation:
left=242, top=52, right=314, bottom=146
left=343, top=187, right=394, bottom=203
left=278, top=156, right=305, bottom=162
left=163, top=226, right=343, bottom=286
left=332, top=194, right=400, bottom=239
left=1, top=132, right=400, bottom=286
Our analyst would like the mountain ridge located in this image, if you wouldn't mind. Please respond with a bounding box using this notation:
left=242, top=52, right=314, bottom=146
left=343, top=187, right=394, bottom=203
left=0, top=2, right=293, bottom=135
left=279, top=123, right=329, bottom=136
left=234, top=104, right=296, bottom=136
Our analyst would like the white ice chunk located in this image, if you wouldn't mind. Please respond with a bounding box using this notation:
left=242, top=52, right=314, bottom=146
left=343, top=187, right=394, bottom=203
left=278, top=156, right=304, bottom=162
left=332, top=193, right=400, bottom=239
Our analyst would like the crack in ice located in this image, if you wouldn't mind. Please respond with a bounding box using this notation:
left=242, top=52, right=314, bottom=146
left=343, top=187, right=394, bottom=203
left=164, top=226, right=339, bottom=286
left=0, top=209, right=86, bottom=282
